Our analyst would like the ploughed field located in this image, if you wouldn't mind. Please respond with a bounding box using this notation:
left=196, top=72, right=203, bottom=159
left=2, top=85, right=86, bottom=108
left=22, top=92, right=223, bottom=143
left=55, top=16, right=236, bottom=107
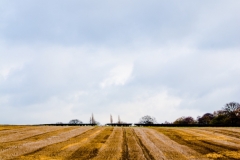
left=0, top=126, right=240, bottom=160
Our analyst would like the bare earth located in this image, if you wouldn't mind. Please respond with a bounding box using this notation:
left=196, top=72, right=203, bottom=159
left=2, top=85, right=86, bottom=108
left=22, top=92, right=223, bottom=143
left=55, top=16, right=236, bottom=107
left=0, top=126, right=240, bottom=160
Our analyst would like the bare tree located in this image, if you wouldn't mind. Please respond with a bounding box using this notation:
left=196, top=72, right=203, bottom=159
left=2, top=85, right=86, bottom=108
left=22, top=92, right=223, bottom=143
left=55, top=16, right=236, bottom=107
left=118, top=115, right=120, bottom=124
left=110, top=114, right=113, bottom=124
left=222, top=102, right=240, bottom=124
left=89, top=113, right=100, bottom=125
left=90, top=117, right=92, bottom=124
left=90, top=113, right=97, bottom=124
left=91, top=113, right=95, bottom=124
left=139, top=115, right=157, bottom=124
left=69, top=119, right=82, bottom=124
left=223, top=102, right=240, bottom=114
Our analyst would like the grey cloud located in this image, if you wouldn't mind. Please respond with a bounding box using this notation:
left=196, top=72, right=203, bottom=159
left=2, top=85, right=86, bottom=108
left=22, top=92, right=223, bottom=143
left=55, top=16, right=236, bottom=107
left=2, top=1, right=238, bottom=48
left=0, top=1, right=240, bottom=124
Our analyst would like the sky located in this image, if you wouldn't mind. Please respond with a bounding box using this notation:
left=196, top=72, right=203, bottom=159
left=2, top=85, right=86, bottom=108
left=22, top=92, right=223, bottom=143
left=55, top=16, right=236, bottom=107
left=0, top=1, right=240, bottom=125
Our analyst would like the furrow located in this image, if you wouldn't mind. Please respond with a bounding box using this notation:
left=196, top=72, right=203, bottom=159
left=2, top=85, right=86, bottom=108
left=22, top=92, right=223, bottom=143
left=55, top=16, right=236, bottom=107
left=0, top=126, right=43, bottom=138
left=0, top=125, right=26, bottom=132
left=121, top=127, right=129, bottom=160
left=0, top=126, right=76, bottom=152
left=17, top=127, right=103, bottom=160
left=133, top=128, right=165, bottom=160
left=0, top=127, right=93, bottom=160
left=179, top=128, right=240, bottom=149
left=0, top=126, right=64, bottom=142
left=67, top=127, right=113, bottom=160
left=154, top=128, right=237, bottom=160
left=125, top=128, right=146, bottom=160
left=199, top=128, right=240, bottom=139
left=151, top=128, right=211, bottom=160
left=144, top=128, right=196, bottom=160
left=92, top=127, right=123, bottom=160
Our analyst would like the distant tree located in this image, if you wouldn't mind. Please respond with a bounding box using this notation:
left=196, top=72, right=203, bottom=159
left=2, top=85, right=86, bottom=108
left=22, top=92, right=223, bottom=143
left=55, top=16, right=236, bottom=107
left=56, top=122, right=63, bottom=124
left=211, top=114, right=228, bottom=125
left=197, top=113, right=214, bottom=124
left=110, top=114, right=113, bottom=124
left=223, top=102, right=240, bottom=113
left=139, top=115, right=157, bottom=124
left=164, top=121, right=171, bottom=124
left=89, top=113, right=96, bottom=124
left=174, top=116, right=196, bottom=124
left=89, top=113, right=100, bottom=125
left=222, top=102, right=240, bottom=124
left=69, top=119, right=83, bottom=124
left=90, top=117, right=92, bottom=124
left=213, top=110, right=226, bottom=117
left=118, top=115, right=121, bottom=124
left=91, top=113, right=95, bottom=124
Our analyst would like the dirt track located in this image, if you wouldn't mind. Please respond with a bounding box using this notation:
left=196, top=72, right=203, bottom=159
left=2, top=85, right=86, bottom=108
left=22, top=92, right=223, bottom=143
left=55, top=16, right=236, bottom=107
left=0, top=126, right=240, bottom=160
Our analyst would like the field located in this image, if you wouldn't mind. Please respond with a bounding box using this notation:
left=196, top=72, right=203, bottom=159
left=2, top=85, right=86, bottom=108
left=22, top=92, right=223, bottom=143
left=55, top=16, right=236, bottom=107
left=0, top=126, right=240, bottom=159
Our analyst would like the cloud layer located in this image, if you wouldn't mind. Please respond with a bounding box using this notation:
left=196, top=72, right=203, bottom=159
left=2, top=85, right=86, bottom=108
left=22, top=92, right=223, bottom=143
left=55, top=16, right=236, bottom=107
left=0, top=1, right=240, bottom=124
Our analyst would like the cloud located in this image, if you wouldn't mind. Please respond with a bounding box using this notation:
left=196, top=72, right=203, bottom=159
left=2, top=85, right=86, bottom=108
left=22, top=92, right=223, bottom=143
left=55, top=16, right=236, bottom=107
left=0, top=1, right=240, bottom=124
left=100, top=64, right=133, bottom=88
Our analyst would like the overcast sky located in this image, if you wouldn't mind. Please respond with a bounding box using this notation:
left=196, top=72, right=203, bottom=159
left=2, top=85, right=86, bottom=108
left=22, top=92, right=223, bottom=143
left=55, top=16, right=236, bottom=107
left=0, top=1, right=240, bottom=124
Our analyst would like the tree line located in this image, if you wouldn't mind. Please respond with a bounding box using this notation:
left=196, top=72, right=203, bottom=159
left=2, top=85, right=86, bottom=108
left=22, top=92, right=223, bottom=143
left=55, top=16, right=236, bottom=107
left=56, top=113, right=100, bottom=125
left=173, top=102, right=240, bottom=125
left=138, top=102, right=240, bottom=126
left=56, top=102, right=239, bottom=126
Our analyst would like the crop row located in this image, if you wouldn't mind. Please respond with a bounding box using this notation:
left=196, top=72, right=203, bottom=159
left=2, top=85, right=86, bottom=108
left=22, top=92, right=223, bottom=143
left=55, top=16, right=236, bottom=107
left=0, top=126, right=240, bottom=159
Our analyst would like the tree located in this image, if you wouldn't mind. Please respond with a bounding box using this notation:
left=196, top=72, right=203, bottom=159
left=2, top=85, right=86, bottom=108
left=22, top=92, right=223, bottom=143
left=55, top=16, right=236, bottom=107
left=222, top=102, right=240, bottom=125
left=223, top=102, right=240, bottom=113
left=139, top=115, right=157, bottom=124
left=89, top=113, right=100, bottom=125
left=118, top=115, right=121, bottom=124
left=69, top=119, right=82, bottom=124
left=90, top=117, right=92, bottom=124
left=164, top=121, right=171, bottom=124
left=197, top=113, right=214, bottom=124
left=173, top=116, right=195, bottom=124
left=110, top=114, right=113, bottom=124
left=91, top=113, right=95, bottom=124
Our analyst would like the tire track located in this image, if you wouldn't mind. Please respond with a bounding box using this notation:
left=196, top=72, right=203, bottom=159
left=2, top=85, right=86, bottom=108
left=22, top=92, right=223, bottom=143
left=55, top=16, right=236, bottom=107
left=155, top=128, right=237, bottom=160
left=92, top=127, right=123, bottom=160
left=0, top=126, right=42, bottom=138
left=201, top=128, right=240, bottom=139
left=0, top=126, right=76, bottom=152
left=125, top=128, right=146, bottom=160
left=144, top=128, right=190, bottom=160
left=0, top=125, right=26, bottom=132
left=132, top=128, right=155, bottom=160
left=122, top=128, right=129, bottom=160
left=18, top=127, right=102, bottom=160
left=67, top=127, right=113, bottom=160
left=0, top=127, right=93, bottom=160
left=0, top=126, right=64, bottom=143
left=150, top=128, right=205, bottom=160
left=180, top=128, right=240, bottom=149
